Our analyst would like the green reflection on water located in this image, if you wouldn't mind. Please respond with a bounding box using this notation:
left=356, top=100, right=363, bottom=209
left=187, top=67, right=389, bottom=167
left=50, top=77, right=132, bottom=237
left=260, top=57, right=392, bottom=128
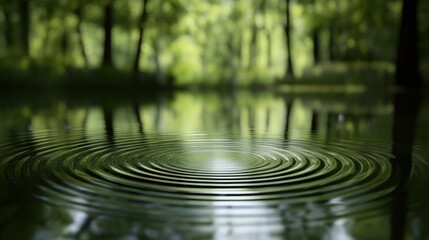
left=0, top=91, right=429, bottom=239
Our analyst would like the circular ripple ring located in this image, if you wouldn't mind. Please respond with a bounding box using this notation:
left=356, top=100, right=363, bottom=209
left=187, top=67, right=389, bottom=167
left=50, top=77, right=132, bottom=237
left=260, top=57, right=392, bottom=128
left=0, top=130, right=398, bottom=224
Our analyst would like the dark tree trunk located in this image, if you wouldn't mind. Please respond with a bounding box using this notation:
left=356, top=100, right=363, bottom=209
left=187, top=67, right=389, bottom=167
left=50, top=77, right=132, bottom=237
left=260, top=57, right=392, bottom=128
left=133, top=0, right=149, bottom=74
left=102, top=3, right=114, bottom=67
left=390, top=93, right=421, bottom=240
left=3, top=7, right=13, bottom=48
left=312, top=27, right=320, bottom=65
left=395, top=0, right=421, bottom=88
left=75, top=5, right=88, bottom=67
left=284, top=0, right=294, bottom=77
left=19, top=0, right=30, bottom=56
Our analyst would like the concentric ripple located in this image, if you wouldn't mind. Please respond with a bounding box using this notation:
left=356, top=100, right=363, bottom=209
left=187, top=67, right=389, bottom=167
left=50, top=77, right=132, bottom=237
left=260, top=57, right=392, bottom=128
left=0, top=130, right=410, bottom=228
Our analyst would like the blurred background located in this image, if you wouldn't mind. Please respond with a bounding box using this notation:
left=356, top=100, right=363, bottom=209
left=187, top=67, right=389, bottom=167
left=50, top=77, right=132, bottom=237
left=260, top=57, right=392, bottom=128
left=0, top=0, right=427, bottom=88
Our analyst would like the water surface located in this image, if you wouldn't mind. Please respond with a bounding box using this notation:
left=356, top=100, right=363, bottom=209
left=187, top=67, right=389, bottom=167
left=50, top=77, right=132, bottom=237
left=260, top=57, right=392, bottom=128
left=0, top=91, right=428, bottom=239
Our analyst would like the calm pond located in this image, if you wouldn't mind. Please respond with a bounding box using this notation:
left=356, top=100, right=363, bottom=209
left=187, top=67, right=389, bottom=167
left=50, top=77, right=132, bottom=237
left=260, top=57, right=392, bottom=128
left=0, top=90, right=428, bottom=239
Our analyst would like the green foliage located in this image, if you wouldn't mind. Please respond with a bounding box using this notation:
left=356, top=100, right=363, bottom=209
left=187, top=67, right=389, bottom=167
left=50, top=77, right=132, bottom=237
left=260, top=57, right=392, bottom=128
left=0, top=0, right=427, bottom=87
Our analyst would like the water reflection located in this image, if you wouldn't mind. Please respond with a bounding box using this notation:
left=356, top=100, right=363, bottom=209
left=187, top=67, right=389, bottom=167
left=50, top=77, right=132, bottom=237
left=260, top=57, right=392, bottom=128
left=0, top=91, right=429, bottom=239
left=390, top=93, right=422, bottom=240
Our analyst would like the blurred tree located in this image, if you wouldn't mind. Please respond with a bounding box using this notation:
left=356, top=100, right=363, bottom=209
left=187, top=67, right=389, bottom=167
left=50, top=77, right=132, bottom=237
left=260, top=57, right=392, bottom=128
left=299, top=0, right=324, bottom=65
left=330, top=0, right=400, bottom=62
left=312, top=27, right=320, bottom=65
left=395, top=0, right=421, bottom=87
left=262, top=0, right=273, bottom=68
left=133, top=0, right=149, bottom=74
left=0, top=0, right=427, bottom=86
left=74, top=2, right=89, bottom=67
left=0, top=0, right=14, bottom=49
left=248, top=0, right=263, bottom=69
left=38, top=0, right=55, bottom=59
left=146, top=0, right=186, bottom=83
left=310, top=0, right=320, bottom=65
left=283, top=0, right=294, bottom=77
left=102, top=1, right=114, bottom=67
left=60, top=22, right=69, bottom=60
left=19, top=0, right=30, bottom=57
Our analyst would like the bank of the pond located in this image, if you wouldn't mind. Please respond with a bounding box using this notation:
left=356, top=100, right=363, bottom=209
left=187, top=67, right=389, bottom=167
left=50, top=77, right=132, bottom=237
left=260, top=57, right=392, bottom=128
left=0, top=62, right=427, bottom=91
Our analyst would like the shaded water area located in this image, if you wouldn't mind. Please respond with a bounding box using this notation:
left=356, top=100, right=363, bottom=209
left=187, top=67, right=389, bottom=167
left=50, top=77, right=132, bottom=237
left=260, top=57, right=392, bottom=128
left=0, top=90, right=429, bottom=239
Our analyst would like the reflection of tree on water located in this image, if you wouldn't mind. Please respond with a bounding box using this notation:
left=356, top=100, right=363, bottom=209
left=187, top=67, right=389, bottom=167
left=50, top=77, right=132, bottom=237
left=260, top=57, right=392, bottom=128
left=247, top=105, right=256, bottom=139
left=0, top=92, right=428, bottom=239
left=391, top=0, right=423, bottom=230
left=0, top=118, right=51, bottom=239
left=311, top=110, right=319, bottom=134
left=283, top=100, right=293, bottom=141
left=390, top=93, right=422, bottom=240
left=132, top=101, right=144, bottom=135
left=75, top=99, right=149, bottom=238
left=102, top=106, right=115, bottom=144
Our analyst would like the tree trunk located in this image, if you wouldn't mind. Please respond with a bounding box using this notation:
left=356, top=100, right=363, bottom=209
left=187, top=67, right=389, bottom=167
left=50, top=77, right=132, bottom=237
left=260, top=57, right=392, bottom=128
left=75, top=5, right=89, bottom=67
left=395, top=0, right=421, bottom=88
left=102, top=2, right=114, bottom=67
left=19, top=0, right=30, bottom=57
left=312, top=27, right=320, bottom=65
left=284, top=0, right=294, bottom=77
left=133, top=0, right=149, bottom=74
left=3, top=7, right=13, bottom=48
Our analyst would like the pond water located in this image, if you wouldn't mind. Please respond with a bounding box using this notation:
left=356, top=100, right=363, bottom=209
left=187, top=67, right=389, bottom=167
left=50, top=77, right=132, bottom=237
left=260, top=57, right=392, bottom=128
left=0, top=90, right=428, bottom=239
